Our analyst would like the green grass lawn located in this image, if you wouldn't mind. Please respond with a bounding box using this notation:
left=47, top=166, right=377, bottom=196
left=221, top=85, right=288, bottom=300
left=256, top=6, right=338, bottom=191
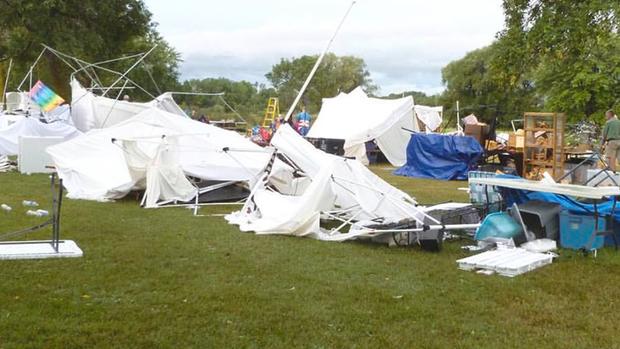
left=1, top=168, right=620, bottom=348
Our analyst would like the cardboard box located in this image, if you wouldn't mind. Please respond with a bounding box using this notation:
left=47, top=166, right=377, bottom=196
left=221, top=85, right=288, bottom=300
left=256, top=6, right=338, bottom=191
left=464, top=123, right=489, bottom=144
left=508, top=134, right=525, bottom=149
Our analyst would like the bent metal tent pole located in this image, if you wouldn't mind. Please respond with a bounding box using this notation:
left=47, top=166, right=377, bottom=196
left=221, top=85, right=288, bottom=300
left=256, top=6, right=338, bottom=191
left=2, top=58, right=13, bottom=109
left=169, top=92, right=224, bottom=96
left=283, top=0, right=356, bottom=121
left=102, top=44, right=158, bottom=97
left=16, top=48, right=47, bottom=91
left=218, top=96, right=247, bottom=123
left=70, top=52, right=146, bottom=80
left=45, top=46, right=156, bottom=98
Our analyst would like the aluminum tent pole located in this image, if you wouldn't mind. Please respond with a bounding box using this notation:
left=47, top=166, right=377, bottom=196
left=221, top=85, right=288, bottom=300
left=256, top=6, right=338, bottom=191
left=102, top=45, right=158, bottom=97
left=16, top=48, right=47, bottom=91
left=456, top=100, right=462, bottom=133
left=283, top=1, right=356, bottom=121
left=170, top=92, right=225, bottom=96
left=2, top=58, right=12, bottom=109
left=45, top=46, right=156, bottom=98
left=70, top=52, right=146, bottom=80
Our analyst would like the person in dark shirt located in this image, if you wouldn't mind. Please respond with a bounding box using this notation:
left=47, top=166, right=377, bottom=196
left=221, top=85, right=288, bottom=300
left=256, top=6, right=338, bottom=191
left=602, top=109, right=620, bottom=172
left=198, top=114, right=210, bottom=124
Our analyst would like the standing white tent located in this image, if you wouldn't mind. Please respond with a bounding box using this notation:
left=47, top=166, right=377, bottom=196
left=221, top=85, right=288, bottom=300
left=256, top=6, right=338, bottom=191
left=306, top=87, right=418, bottom=166
left=47, top=108, right=272, bottom=203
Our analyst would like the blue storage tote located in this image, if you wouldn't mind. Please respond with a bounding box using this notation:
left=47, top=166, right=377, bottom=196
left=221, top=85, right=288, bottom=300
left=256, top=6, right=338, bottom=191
left=559, top=211, right=605, bottom=250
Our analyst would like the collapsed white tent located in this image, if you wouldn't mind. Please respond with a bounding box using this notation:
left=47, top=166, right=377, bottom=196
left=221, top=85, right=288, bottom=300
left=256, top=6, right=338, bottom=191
left=47, top=107, right=271, bottom=204
left=70, top=78, right=187, bottom=132
left=0, top=113, right=24, bottom=129
left=306, top=87, right=417, bottom=166
left=226, top=124, right=444, bottom=241
left=0, top=117, right=81, bottom=156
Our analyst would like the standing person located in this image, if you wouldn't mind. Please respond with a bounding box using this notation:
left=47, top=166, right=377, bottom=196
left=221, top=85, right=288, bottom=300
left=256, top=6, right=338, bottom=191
left=198, top=113, right=210, bottom=124
left=602, top=109, right=620, bottom=172
left=296, top=107, right=312, bottom=136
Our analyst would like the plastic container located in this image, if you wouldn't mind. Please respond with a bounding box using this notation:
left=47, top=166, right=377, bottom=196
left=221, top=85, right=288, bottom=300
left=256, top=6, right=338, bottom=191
left=559, top=211, right=605, bottom=250
left=22, top=200, right=39, bottom=207
left=475, top=212, right=523, bottom=241
left=517, top=200, right=561, bottom=240
left=26, top=210, right=47, bottom=217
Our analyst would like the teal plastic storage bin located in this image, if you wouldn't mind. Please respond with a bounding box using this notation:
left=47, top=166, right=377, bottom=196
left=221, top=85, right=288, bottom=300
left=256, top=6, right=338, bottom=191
left=559, top=211, right=605, bottom=250
left=475, top=212, right=523, bottom=241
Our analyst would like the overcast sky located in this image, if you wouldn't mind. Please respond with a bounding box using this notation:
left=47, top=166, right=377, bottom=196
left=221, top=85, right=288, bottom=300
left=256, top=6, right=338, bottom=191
left=145, top=0, right=505, bottom=95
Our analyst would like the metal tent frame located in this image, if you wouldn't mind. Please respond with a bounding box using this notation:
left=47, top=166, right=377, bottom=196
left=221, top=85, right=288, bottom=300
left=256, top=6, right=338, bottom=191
left=0, top=173, right=83, bottom=260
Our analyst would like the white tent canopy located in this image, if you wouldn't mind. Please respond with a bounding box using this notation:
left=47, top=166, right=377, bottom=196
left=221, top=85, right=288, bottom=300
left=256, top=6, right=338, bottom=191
left=47, top=108, right=272, bottom=202
left=0, top=117, right=81, bottom=156
left=306, top=87, right=418, bottom=166
left=70, top=78, right=187, bottom=132
left=226, top=124, right=435, bottom=241
left=414, top=105, right=443, bottom=132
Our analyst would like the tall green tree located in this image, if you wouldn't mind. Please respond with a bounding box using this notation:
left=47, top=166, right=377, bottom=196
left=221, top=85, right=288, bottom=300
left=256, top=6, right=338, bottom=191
left=499, top=0, right=620, bottom=120
left=441, top=44, right=538, bottom=125
left=383, top=90, right=442, bottom=106
left=0, top=0, right=179, bottom=101
left=265, top=53, right=377, bottom=114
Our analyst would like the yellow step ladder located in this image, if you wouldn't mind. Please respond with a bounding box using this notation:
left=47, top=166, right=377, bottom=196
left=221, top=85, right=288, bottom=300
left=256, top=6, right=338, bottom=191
left=262, top=97, right=279, bottom=127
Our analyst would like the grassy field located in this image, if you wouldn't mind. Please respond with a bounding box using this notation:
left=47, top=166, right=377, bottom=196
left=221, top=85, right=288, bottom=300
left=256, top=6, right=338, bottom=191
left=1, top=168, right=620, bottom=348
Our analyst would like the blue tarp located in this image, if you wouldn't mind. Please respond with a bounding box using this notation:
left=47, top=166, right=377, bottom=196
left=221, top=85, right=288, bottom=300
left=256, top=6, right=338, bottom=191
left=394, top=133, right=484, bottom=180
left=497, top=174, right=620, bottom=222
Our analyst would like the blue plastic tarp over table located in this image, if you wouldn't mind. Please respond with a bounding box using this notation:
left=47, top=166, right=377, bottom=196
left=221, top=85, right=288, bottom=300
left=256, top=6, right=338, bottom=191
left=496, top=174, right=620, bottom=222
left=394, top=133, right=483, bottom=180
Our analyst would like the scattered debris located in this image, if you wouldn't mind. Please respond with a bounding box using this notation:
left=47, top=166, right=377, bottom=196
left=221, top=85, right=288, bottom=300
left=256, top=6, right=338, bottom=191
left=22, top=200, right=39, bottom=207
left=457, top=247, right=554, bottom=277
left=26, top=209, right=48, bottom=217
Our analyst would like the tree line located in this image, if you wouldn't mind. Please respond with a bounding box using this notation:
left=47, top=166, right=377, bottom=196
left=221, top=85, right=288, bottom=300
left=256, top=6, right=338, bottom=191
left=1, top=0, right=619, bottom=126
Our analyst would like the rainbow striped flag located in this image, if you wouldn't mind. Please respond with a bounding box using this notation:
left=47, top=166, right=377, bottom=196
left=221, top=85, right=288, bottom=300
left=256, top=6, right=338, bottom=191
left=28, top=80, right=65, bottom=112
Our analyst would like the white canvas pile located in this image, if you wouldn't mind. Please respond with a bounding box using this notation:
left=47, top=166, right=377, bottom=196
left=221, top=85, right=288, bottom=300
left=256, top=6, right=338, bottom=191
left=414, top=105, right=443, bottom=132
left=70, top=79, right=187, bottom=132
left=307, top=87, right=417, bottom=166
left=226, top=125, right=429, bottom=241
left=0, top=117, right=81, bottom=156
left=0, top=113, right=24, bottom=129
left=47, top=108, right=272, bottom=204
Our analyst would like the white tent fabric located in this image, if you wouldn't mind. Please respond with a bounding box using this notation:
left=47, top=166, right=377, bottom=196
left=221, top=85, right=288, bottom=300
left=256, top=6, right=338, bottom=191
left=306, top=87, right=417, bottom=166
left=47, top=107, right=271, bottom=201
left=143, top=141, right=197, bottom=208
left=226, top=125, right=427, bottom=241
left=0, top=117, right=81, bottom=156
left=0, top=113, right=24, bottom=129
left=70, top=79, right=187, bottom=132
left=414, top=105, right=443, bottom=132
